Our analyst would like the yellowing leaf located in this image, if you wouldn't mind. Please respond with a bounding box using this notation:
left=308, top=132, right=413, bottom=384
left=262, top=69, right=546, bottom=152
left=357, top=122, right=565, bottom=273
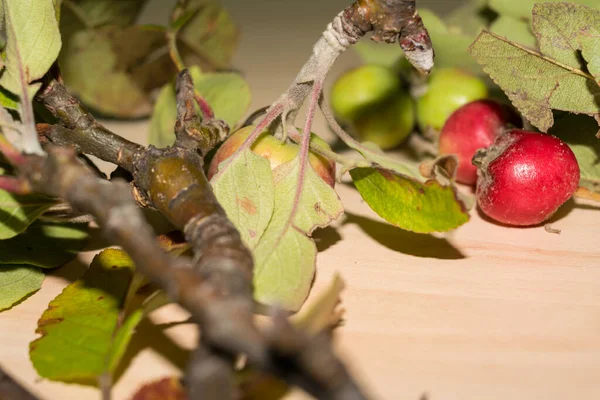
left=149, top=66, right=250, bottom=147
left=469, top=30, right=600, bottom=132
left=212, top=149, right=274, bottom=248
left=29, top=249, right=143, bottom=383
left=0, top=265, right=44, bottom=311
left=350, top=168, right=469, bottom=233
left=253, top=161, right=343, bottom=311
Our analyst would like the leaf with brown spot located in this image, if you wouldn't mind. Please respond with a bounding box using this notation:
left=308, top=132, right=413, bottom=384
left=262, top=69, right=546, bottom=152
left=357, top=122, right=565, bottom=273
left=469, top=3, right=600, bottom=132
left=212, top=149, right=275, bottom=249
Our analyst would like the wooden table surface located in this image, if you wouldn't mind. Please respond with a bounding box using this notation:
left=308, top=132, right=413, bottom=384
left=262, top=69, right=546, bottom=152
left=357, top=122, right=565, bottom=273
left=2, top=1, right=600, bottom=399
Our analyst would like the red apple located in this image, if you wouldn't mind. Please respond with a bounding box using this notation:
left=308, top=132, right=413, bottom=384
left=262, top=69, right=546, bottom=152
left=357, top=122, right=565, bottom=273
left=438, top=99, right=521, bottom=185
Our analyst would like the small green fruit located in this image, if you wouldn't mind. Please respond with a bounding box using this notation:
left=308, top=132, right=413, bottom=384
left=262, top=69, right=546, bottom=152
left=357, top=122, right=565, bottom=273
left=416, top=68, right=488, bottom=132
left=331, top=64, right=400, bottom=122
left=208, top=125, right=336, bottom=187
left=353, top=92, right=415, bottom=149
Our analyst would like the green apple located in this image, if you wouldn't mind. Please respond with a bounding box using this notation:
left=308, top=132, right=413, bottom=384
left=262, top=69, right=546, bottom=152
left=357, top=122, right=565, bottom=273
left=416, top=68, right=488, bottom=132
left=353, top=92, right=415, bottom=149
left=331, top=64, right=400, bottom=122
left=207, top=125, right=336, bottom=187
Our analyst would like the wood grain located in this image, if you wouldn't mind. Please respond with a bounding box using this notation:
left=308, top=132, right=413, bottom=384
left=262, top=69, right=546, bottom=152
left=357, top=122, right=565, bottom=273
left=2, top=0, right=599, bottom=399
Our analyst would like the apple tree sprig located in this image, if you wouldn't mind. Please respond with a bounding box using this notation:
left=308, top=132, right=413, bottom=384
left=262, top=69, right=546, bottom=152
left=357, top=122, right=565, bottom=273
left=23, top=70, right=369, bottom=399
left=212, top=0, right=469, bottom=240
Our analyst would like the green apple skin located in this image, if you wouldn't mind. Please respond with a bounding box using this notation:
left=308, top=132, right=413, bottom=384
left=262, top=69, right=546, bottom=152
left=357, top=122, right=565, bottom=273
left=207, top=125, right=336, bottom=187
left=331, top=64, right=400, bottom=122
left=416, top=68, right=488, bottom=132
left=353, top=92, right=415, bottom=150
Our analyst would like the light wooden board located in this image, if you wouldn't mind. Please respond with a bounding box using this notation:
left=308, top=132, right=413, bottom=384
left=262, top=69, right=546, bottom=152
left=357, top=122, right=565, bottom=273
left=2, top=0, right=600, bottom=399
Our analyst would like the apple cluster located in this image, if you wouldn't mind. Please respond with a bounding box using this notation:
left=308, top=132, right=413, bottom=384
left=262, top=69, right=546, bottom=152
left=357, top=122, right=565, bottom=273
left=330, top=65, right=488, bottom=150
left=437, top=99, right=579, bottom=227
left=330, top=64, right=581, bottom=227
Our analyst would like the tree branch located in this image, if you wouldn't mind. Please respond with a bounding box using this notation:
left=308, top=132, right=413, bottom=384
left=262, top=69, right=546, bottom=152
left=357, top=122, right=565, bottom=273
left=37, top=80, right=142, bottom=172
left=27, top=71, right=370, bottom=400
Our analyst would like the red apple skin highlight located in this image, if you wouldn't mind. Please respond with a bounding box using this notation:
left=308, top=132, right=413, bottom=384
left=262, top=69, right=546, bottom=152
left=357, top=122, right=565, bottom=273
left=208, top=126, right=336, bottom=187
left=438, top=100, right=521, bottom=185
left=474, top=129, right=580, bottom=226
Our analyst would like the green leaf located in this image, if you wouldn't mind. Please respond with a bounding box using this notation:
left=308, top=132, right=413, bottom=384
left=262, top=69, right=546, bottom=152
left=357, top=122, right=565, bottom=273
left=0, top=0, right=61, bottom=153
left=549, top=113, right=600, bottom=190
left=490, top=15, right=537, bottom=48
left=350, top=168, right=469, bottom=233
left=60, top=0, right=148, bottom=29
left=0, top=265, right=44, bottom=311
left=253, top=160, right=343, bottom=311
left=488, top=0, right=599, bottom=21
left=176, top=0, right=239, bottom=70
left=353, top=40, right=403, bottom=68
left=254, top=228, right=316, bottom=312
left=212, top=149, right=274, bottom=248
left=59, top=25, right=172, bottom=118
left=0, top=0, right=61, bottom=96
left=532, top=3, right=600, bottom=85
left=0, top=221, right=88, bottom=268
left=193, top=69, right=251, bottom=126
left=0, top=87, right=18, bottom=110
left=30, top=249, right=146, bottom=383
left=149, top=66, right=251, bottom=147
left=444, top=0, right=492, bottom=36
left=270, top=161, right=344, bottom=235
left=0, top=190, right=55, bottom=240
left=469, top=30, right=600, bottom=132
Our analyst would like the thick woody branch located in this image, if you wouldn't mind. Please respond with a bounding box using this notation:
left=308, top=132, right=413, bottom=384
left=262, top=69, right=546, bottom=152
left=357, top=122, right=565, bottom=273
left=36, top=80, right=142, bottom=172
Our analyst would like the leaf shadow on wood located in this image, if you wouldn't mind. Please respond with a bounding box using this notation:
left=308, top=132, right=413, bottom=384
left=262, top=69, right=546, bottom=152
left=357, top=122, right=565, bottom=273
left=49, top=257, right=89, bottom=283
left=343, top=213, right=465, bottom=260
left=113, top=318, right=192, bottom=383
left=313, top=226, right=342, bottom=252
left=475, top=197, right=600, bottom=227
